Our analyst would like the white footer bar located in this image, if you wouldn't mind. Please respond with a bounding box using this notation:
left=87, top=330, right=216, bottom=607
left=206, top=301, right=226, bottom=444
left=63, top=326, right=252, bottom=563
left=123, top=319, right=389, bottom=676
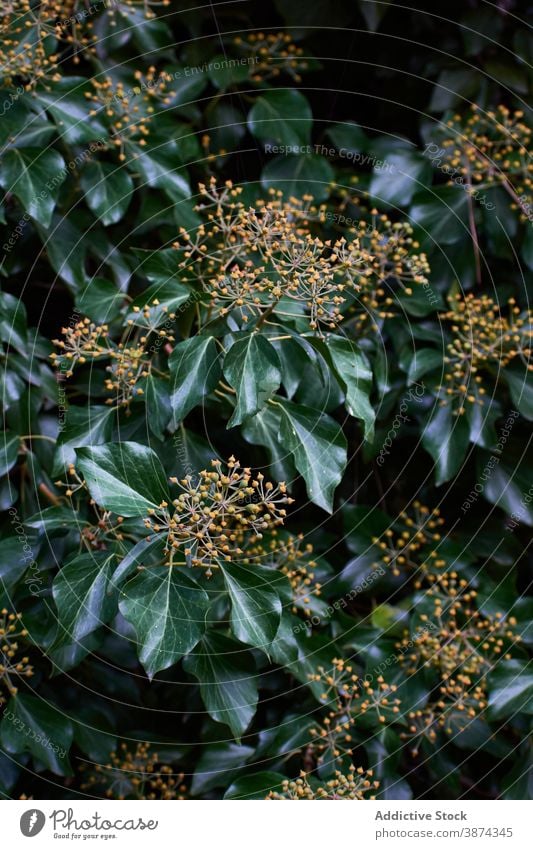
left=2, top=799, right=531, bottom=849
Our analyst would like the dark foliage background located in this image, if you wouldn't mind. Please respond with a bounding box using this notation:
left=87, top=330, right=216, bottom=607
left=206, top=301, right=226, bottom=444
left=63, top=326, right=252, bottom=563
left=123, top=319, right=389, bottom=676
left=0, top=0, right=531, bottom=801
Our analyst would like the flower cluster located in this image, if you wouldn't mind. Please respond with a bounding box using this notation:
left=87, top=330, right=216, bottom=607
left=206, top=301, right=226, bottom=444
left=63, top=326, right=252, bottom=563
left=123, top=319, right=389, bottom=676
left=308, top=659, right=401, bottom=763
left=54, top=462, right=87, bottom=500
left=87, top=69, right=174, bottom=159
left=53, top=471, right=128, bottom=547
left=440, top=294, right=533, bottom=414
left=371, top=502, right=522, bottom=743
left=78, top=514, right=126, bottom=549
left=356, top=215, right=431, bottom=318
left=234, top=32, right=309, bottom=83
left=318, top=202, right=431, bottom=332
left=266, top=765, right=379, bottom=800
left=0, top=1, right=66, bottom=86
left=177, top=180, right=422, bottom=333
left=275, top=535, right=321, bottom=617
left=0, top=610, right=33, bottom=704
left=241, top=531, right=321, bottom=616
left=144, top=457, right=293, bottom=574
left=81, top=742, right=186, bottom=800
left=51, top=318, right=110, bottom=376
left=375, top=503, right=521, bottom=742
left=174, top=181, right=355, bottom=331
left=51, top=310, right=174, bottom=408
left=0, top=1, right=101, bottom=86
left=370, top=501, right=445, bottom=578
left=51, top=1, right=98, bottom=67
left=103, top=342, right=150, bottom=407
left=398, top=573, right=520, bottom=752
left=436, top=105, right=532, bottom=220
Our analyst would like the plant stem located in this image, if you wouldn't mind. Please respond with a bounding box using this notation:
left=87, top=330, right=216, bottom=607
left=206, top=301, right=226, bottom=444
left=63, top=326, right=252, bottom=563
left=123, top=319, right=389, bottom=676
left=20, top=434, right=57, bottom=444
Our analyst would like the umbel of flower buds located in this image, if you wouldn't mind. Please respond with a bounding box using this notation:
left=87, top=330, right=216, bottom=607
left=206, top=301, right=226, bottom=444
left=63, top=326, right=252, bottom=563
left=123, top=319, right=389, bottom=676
left=143, top=456, right=294, bottom=574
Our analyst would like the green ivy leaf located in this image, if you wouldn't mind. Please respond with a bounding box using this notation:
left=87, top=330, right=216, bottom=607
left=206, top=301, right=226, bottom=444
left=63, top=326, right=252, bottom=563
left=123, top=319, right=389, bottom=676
left=371, top=603, right=409, bottom=636
left=169, top=336, right=221, bottom=427
left=184, top=632, right=258, bottom=741
left=326, top=122, right=369, bottom=154
left=248, top=90, right=312, bottom=147
left=277, top=399, right=347, bottom=512
left=131, top=145, right=191, bottom=201
left=80, top=161, right=133, bottom=225
left=25, top=506, right=84, bottom=533
left=325, top=336, right=375, bottom=441
left=223, top=334, right=282, bottom=427
left=132, top=247, right=191, bottom=288
left=77, top=278, right=124, bottom=324
left=0, top=291, right=28, bottom=349
left=421, top=403, right=470, bottom=485
left=221, top=561, right=282, bottom=652
left=119, top=567, right=209, bottom=678
left=112, top=535, right=166, bottom=585
left=0, top=694, right=73, bottom=776
left=504, top=365, right=533, bottom=420
left=0, top=535, right=39, bottom=592
left=52, top=552, right=118, bottom=649
left=242, top=406, right=295, bottom=484
left=37, top=214, right=88, bottom=289
left=465, top=398, right=500, bottom=449
left=369, top=150, right=431, bottom=206
left=39, top=79, right=108, bottom=144
left=479, top=447, right=533, bottom=527
left=270, top=336, right=310, bottom=399
left=410, top=187, right=469, bottom=248
left=0, top=148, right=66, bottom=227
left=0, top=90, right=43, bottom=144
left=428, top=68, right=481, bottom=112
left=144, top=375, right=172, bottom=440
left=127, top=284, right=192, bottom=329
left=401, top=347, right=442, bottom=385
left=224, top=771, right=286, bottom=799
left=207, top=55, right=251, bottom=90
left=191, top=742, right=254, bottom=796
left=522, top=225, right=533, bottom=272
left=0, top=431, right=19, bottom=477
left=53, top=405, right=115, bottom=477
left=487, top=660, right=533, bottom=720
left=261, top=154, right=334, bottom=201
left=125, top=7, right=174, bottom=53
left=501, top=748, right=533, bottom=799
left=0, top=748, right=19, bottom=795
left=76, top=442, right=169, bottom=516
left=163, top=65, right=208, bottom=110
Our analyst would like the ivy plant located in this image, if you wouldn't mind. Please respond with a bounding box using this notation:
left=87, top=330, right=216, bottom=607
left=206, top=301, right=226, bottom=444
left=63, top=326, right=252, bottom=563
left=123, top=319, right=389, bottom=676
left=0, top=0, right=531, bottom=801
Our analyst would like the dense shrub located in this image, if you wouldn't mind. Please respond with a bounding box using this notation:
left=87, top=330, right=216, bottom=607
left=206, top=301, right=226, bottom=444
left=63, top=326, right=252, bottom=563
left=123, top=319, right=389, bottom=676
left=0, top=0, right=531, bottom=800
